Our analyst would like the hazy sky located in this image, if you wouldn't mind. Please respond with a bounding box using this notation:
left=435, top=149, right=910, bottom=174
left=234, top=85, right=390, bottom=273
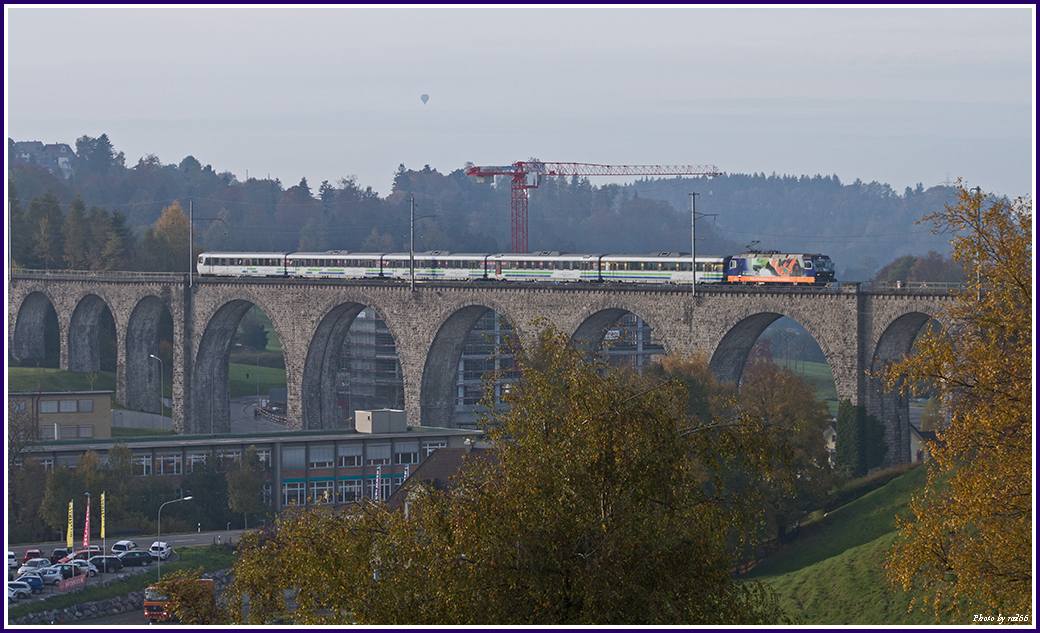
left=5, top=5, right=1035, bottom=198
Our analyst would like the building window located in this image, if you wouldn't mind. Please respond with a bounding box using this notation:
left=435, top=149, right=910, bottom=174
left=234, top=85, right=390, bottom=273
left=283, top=482, right=306, bottom=506
left=41, top=401, right=58, bottom=413
left=337, top=479, right=362, bottom=503
left=156, top=454, right=182, bottom=475
left=395, top=441, right=420, bottom=465
left=366, top=444, right=390, bottom=466
left=11, top=401, right=26, bottom=414
left=42, top=426, right=55, bottom=440
left=422, top=440, right=447, bottom=459
left=77, top=425, right=94, bottom=438
left=282, top=447, right=305, bottom=470
left=309, top=446, right=334, bottom=469
left=309, top=480, right=334, bottom=504
left=132, top=455, right=152, bottom=476
left=60, top=400, right=78, bottom=413
left=366, top=476, right=391, bottom=501
left=256, top=448, right=271, bottom=467
left=60, top=425, right=79, bottom=439
left=217, top=449, right=241, bottom=466
left=188, top=452, right=208, bottom=473
left=338, top=444, right=362, bottom=467
left=262, top=483, right=272, bottom=506
left=78, top=400, right=94, bottom=412
left=35, top=457, right=54, bottom=471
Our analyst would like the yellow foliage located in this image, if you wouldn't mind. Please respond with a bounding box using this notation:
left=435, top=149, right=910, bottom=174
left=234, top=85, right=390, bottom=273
left=883, top=183, right=1032, bottom=621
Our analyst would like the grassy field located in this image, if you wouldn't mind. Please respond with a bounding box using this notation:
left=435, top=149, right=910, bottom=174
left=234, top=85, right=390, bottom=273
left=6, top=544, right=238, bottom=621
left=745, top=464, right=957, bottom=625
left=228, top=362, right=286, bottom=399
left=8, top=364, right=286, bottom=407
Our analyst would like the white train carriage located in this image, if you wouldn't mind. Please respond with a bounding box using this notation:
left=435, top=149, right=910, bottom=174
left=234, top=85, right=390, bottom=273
left=197, top=252, right=288, bottom=277
left=381, top=251, right=488, bottom=282
left=488, top=252, right=600, bottom=282
left=599, top=253, right=726, bottom=284
left=285, top=251, right=383, bottom=279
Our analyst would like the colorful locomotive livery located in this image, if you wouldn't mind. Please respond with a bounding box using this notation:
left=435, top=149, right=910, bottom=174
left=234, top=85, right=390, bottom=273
left=197, top=250, right=836, bottom=286
left=727, top=253, right=836, bottom=285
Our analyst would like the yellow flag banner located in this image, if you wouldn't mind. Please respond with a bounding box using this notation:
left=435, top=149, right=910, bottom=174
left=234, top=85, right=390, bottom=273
left=101, top=492, right=106, bottom=539
left=67, top=500, right=74, bottom=548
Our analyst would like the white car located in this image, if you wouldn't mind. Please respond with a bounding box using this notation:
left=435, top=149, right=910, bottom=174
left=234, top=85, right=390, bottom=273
left=111, top=540, right=139, bottom=556
left=8, top=551, right=17, bottom=570
left=149, top=542, right=172, bottom=561
left=17, top=558, right=51, bottom=576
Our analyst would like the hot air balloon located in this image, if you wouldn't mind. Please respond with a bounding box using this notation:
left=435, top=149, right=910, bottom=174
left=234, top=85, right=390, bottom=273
left=420, top=94, right=429, bottom=105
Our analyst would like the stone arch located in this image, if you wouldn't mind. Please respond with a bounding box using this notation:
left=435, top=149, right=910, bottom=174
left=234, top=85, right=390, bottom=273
left=11, top=291, right=59, bottom=363
left=125, top=296, right=173, bottom=414
left=869, top=311, right=939, bottom=467
left=194, top=299, right=289, bottom=435
left=301, top=302, right=369, bottom=430
left=67, top=294, right=115, bottom=372
left=568, top=305, right=666, bottom=372
left=709, top=312, right=785, bottom=386
left=420, top=304, right=504, bottom=428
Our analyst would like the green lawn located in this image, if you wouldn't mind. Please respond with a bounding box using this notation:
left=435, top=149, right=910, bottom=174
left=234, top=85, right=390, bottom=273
left=744, top=464, right=956, bottom=625
left=228, top=362, right=286, bottom=399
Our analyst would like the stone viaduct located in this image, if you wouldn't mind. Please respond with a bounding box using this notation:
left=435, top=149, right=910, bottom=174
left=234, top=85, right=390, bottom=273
left=8, top=271, right=954, bottom=468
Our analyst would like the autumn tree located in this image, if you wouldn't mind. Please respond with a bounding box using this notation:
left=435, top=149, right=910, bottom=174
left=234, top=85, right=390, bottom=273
left=737, top=361, right=835, bottom=540
left=139, top=201, right=194, bottom=271
left=883, top=184, right=1032, bottom=620
left=153, top=568, right=226, bottom=624
left=226, top=327, right=793, bottom=625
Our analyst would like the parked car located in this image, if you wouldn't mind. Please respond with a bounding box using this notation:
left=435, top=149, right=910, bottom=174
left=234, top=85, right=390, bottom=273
left=51, top=563, right=83, bottom=580
left=49, top=548, right=70, bottom=565
left=34, top=566, right=64, bottom=585
left=17, top=558, right=51, bottom=576
left=117, top=550, right=152, bottom=567
left=89, top=555, right=123, bottom=574
left=59, top=549, right=100, bottom=563
left=22, top=549, right=43, bottom=564
left=71, top=560, right=99, bottom=578
left=149, top=542, right=172, bottom=561
left=8, top=581, right=32, bottom=599
left=16, top=573, right=43, bottom=594
left=110, top=540, right=139, bottom=556
left=8, top=552, right=17, bottom=570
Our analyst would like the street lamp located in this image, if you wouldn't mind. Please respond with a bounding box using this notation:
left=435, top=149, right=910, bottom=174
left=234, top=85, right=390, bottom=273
left=149, top=354, right=164, bottom=425
left=156, top=496, right=193, bottom=582
left=235, top=343, right=260, bottom=433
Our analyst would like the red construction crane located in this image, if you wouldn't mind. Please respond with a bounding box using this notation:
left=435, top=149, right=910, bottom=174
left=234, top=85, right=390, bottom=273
left=467, top=161, right=722, bottom=253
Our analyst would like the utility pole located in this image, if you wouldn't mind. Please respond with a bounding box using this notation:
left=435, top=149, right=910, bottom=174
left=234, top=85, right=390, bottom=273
left=689, top=192, right=717, bottom=297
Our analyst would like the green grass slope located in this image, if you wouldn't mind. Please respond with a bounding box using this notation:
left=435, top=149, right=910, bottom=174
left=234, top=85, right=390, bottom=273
left=746, top=464, right=957, bottom=625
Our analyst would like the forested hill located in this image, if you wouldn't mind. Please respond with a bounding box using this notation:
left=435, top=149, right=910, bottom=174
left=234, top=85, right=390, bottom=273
left=8, top=136, right=959, bottom=279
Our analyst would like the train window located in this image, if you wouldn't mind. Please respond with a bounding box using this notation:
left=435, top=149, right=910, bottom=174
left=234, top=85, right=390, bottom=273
left=804, top=260, right=813, bottom=269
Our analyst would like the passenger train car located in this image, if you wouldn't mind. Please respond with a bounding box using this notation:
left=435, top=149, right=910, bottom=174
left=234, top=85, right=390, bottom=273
left=197, top=250, right=836, bottom=286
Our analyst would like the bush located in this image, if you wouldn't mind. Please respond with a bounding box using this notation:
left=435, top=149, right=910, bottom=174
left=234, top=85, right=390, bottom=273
left=825, top=463, right=919, bottom=512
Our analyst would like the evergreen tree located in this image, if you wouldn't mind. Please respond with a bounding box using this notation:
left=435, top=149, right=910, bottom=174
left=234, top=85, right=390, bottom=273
left=62, top=195, right=88, bottom=269
left=835, top=399, right=887, bottom=478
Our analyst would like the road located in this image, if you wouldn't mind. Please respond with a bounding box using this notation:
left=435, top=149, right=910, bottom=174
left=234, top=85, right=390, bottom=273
left=228, top=396, right=288, bottom=434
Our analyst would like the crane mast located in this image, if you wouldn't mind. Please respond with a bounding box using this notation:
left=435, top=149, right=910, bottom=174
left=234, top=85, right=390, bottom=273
left=467, top=161, right=722, bottom=253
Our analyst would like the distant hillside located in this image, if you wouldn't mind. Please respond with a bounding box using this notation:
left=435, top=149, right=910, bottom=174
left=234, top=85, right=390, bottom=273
left=9, top=135, right=962, bottom=279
